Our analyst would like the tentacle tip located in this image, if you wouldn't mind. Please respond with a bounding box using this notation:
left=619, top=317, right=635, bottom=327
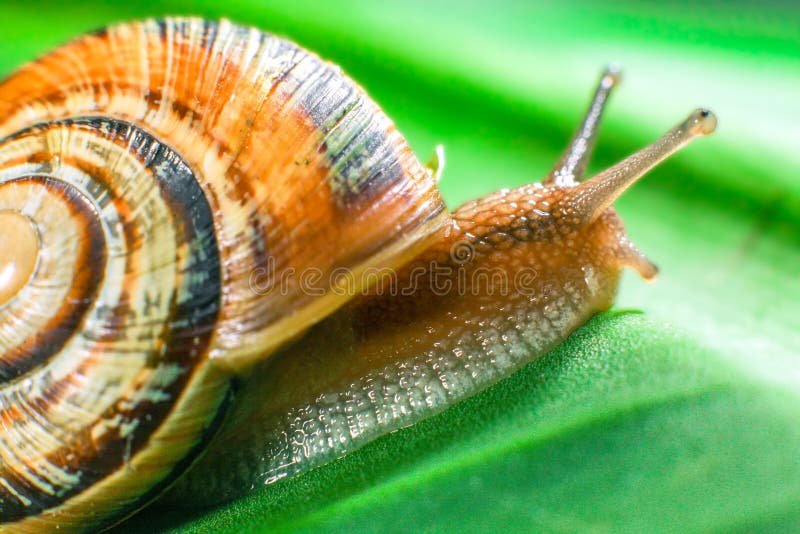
left=629, top=258, right=659, bottom=283
left=617, top=241, right=659, bottom=282
left=602, top=64, right=622, bottom=87
left=688, top=108, right=717, bottom=136
left=639, top=262, right=659, bottom=283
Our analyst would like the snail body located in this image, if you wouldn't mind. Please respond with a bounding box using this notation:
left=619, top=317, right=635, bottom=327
left=0, top=18, right=715, bottom=532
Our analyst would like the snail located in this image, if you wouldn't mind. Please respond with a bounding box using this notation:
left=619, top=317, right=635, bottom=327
left=0, top=17, right=716, bottom=533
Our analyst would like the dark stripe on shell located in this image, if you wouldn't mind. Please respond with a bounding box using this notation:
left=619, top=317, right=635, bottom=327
left=104, top=384, right=235, bottom=531
left=298, top=56, right=405, bottom=206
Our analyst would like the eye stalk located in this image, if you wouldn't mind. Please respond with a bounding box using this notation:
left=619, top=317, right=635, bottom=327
left=543, top=67, right=717, bottom=228
left=570, top=107, right=717, bottom=224
left=538, top=68, right=716, bottom=281
left=547, top=65, right=622, bottom=187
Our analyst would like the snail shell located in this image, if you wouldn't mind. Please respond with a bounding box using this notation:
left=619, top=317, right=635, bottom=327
left=0, top=18, right=445, bottom=532
left=0, top=16, right=717, bottom=533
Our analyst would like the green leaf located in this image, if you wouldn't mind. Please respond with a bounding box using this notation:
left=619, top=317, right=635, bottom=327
left=2, top=1, right=798, bottom=532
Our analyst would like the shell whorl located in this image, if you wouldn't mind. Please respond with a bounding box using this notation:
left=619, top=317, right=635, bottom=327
left=0, top=117, right=226, bottom=526
left=0, top=17, right=446, bottom=531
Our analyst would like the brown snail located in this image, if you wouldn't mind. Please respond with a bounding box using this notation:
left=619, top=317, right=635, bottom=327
left=0, top=17, right=716, bottom=533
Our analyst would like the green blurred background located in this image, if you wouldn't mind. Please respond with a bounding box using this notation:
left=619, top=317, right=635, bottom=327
left=2, top=1, right=799, bottom=532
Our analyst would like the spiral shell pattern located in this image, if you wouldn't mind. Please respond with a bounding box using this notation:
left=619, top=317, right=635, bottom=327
left=0, top=117, right=226, bottom=527
left=0, top=18, right=446, bottom=532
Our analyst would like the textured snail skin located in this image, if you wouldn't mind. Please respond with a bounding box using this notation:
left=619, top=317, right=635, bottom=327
left=0, top=17, right=716, bottom=533
left=165, top=188, right=646, bottom=505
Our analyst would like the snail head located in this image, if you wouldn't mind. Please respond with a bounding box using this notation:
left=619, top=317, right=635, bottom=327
left=445, top=68, right=716, bottom=308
